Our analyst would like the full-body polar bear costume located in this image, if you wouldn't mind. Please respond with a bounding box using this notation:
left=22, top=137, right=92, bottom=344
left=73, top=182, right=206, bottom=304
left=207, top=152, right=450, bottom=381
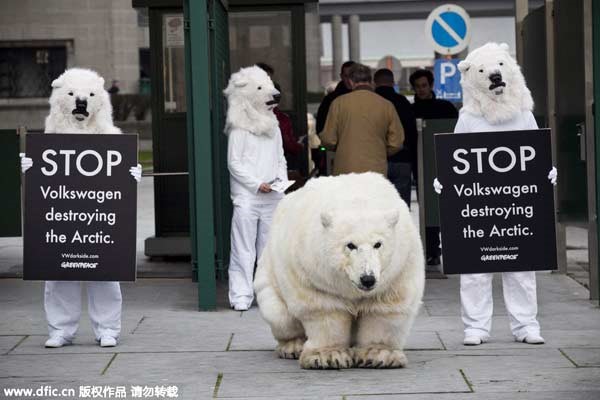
left=224, top=66, right=288, bottom=311
left=435, top=43, right=556, bottom=346
left=255, top=172, right=425, bottom=369
left=21, top=68, right=141, bottom=348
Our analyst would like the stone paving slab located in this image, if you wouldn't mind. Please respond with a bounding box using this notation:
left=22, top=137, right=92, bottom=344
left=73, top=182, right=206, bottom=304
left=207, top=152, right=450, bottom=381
left=0, top=354, right=114, bottom=379
left=9, top=332, right=230, bottom=355
left=464, top=366, right=600, bottom=393
left=215, top=368, right=470, bottom=398
left=0, top=336, right=25, bottom=355
left=560, top=347, right=600, bottom=367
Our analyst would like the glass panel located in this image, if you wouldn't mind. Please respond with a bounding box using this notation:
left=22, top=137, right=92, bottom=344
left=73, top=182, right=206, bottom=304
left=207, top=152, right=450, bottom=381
left=162, top=13, right=186, bottom=113
left=229, top=11, right=294, bottom=110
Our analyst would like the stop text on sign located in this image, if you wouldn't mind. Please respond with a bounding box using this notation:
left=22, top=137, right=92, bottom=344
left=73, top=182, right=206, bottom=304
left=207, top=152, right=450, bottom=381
left=41, top=150, right=123, bottom=177
left=453, top=146, right=535, bottom=174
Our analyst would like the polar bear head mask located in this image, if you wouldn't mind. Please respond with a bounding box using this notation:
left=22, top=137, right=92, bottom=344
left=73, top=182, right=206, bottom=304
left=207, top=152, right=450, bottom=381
left=223, top=65, right=280, bottom=137
left=49, top=68, right=114, bottom=129
left=458, top=42, right=534, bottom=124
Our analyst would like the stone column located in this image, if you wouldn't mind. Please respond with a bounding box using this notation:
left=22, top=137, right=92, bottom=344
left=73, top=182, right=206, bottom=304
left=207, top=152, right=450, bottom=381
left=331, top=14, right=343, bottom=80
left=348, top=14, right=361, bottom=63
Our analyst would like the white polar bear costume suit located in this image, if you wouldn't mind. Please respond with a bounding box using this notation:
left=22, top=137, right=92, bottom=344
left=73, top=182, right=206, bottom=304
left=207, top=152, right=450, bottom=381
left=224, top=66, right=288, bottom=309
left=455, top=43, right=545, bottom=344
left=254, top=172, right=425, bottom=369
left=26, top=68, right=136, bottom=347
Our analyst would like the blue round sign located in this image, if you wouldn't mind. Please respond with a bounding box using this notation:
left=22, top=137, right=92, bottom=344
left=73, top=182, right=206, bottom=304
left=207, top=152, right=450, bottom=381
left=425, top=4, right=471, bottom=55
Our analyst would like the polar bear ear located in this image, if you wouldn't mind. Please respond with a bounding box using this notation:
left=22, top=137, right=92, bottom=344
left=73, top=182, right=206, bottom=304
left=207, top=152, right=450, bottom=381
left=499, top=42, right=510, bottom=52
left=320, top=212, right=334, bottom=229
left=232, top=76, right=249, bottom=88
left=458, top=61, right=471, bottom=73
left=98, top=76, right=105, bottom=87
left=51, top=76, right=64, bottom=88
left=384, top=209, right=400, bottom=228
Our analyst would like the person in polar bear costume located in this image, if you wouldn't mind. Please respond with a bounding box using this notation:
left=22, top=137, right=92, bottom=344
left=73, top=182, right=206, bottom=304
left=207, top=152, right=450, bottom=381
left=434, top=43, right=557, bottom=346
left=224, top=65, right=288, bottom=311
left=254, top=172, right=425, bottom=369
left=21, top=68, right=141, bottom=348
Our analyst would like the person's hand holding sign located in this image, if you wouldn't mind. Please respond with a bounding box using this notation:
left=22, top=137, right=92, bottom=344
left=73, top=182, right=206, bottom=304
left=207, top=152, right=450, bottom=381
left=20, top=153, right=33, bottom=173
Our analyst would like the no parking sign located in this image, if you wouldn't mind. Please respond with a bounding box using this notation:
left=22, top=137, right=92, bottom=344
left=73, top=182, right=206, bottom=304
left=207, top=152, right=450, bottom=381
left=425, top=4, right=471, bottom=55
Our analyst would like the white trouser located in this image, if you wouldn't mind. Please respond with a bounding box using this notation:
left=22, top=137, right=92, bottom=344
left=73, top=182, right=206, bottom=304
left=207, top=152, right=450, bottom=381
left=460, top=272, right=540, bottom=340
left=44, top=281, right=122, bottom=341
left=228, top=202, right=277, bottom=307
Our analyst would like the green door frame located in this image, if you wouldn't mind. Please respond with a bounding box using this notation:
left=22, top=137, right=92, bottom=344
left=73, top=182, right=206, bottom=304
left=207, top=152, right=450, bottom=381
left=593, top=0, right=600, bottom=306
left=184, top=0, right=217, bottom=310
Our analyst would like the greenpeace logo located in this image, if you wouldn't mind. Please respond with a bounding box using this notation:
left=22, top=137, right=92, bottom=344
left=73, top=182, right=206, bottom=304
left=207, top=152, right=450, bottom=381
left=61, top=262, right=98, bottom=269
left=481, top=254, right=518, bottom=261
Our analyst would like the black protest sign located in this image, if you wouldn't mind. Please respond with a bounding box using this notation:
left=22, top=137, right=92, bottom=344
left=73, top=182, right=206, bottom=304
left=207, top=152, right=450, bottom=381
left=23, top=134, right=138, bottom=281
left=434, top=129, right=557, bottom=274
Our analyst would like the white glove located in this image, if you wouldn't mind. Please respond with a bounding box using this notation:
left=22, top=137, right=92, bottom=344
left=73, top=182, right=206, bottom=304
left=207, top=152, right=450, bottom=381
left=20, top=153, right=33, bottom=173
left=433, top=177, right=443, bottom=194
left=129, top=163, right=142, bottom=183
left=548, top=166, right=557, bottom=185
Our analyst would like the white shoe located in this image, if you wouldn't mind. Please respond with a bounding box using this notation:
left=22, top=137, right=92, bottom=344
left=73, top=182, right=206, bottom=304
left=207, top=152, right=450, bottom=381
left=519, top=334, right=545, bottom=345
left=232, top=303, right=250, bottom=311
left=45, top=336, right=70, bottom=348
left=463, top=335, right=487, bottom=346
left=100, top=336, right=118, bottom=347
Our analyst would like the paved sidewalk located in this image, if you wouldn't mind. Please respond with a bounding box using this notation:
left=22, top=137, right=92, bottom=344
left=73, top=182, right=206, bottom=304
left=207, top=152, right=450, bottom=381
left=1, top=272, right=599, bottom=399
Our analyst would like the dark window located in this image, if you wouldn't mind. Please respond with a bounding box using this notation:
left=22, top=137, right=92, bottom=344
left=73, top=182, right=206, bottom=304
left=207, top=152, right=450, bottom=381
left=0, top=47, right=67, bottom=98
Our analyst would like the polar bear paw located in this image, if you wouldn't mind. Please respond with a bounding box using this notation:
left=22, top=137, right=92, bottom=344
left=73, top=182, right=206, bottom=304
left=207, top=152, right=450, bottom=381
left=353, top=346, right=407, bottom=368
left=276, top=338, right=305, bottom=359
left=299, top=348, right=353, bottom=369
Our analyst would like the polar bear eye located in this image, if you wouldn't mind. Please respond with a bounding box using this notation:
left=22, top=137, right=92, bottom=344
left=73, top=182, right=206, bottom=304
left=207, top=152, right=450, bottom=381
left=478, top=69, right=484, bottom=73
left=374, top=242, right=382, bottom=249
left=346, top=243, right=357, bottom=251
left=90, top=92, right=95, bottom=97
left=499, top=62, right=504, bottom=66
left=68, top=92, right=74, bottom=96
left=258, top=86, right=262, bottom=90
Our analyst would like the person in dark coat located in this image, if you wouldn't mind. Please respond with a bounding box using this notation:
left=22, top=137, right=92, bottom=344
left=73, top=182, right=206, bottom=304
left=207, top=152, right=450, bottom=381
left=409, top=69, right=458, bottom=267
left=316, top=61, right=356, bottom=134
left=374, top=68, right=417, bottom=208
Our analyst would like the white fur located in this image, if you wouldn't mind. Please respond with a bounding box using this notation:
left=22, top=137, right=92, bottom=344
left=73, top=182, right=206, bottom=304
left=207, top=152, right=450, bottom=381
left=45, top=68, right=120, bottom=134
left=254, top=172, right=425, bottom=369
left=458, top=42, right=534, bottom=124
left=223, top=65, right=279, bottom=137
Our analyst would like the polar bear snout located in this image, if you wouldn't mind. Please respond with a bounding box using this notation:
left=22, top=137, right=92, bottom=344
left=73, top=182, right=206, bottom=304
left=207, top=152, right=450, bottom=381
left=488, top=72, right=506, bottom=92
left=72, top=97, right=90, bottom=120
left=359, top=274, right=376, bottom=291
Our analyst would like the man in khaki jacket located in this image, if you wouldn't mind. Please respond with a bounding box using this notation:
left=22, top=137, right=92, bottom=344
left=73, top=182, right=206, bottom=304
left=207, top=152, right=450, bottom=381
left=319, top=63, right=404, bottom=177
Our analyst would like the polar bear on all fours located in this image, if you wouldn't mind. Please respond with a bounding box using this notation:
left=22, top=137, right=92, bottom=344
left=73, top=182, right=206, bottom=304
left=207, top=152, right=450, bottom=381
left=45, top=68, right=121, bottom=134
left=254, top=172, right=425, bottom=369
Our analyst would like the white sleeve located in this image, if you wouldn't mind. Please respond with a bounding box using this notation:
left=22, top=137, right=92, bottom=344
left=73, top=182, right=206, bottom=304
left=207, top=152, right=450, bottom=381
left=454, top=114, right=469, bottom=133
left=275, top=128, right=288, bottom=182
left=227, top=130, right=261, bottom=193
left=524, top=111, right=539, bottom=130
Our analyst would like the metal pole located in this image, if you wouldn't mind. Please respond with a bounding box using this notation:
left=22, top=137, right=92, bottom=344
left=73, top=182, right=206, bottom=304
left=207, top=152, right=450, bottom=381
left=331, top=14, right=343, bottom=81
left=514, top=0, right=529, bottom=64
left=348, top=14, right=361, bottom=64
left=592, top=0, right=600, bottom=304
left=545, top=0, right=568, bottom=274
left=584, top=0, right=599, bottom=300
left=184, top=0, right=217, bottom=310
